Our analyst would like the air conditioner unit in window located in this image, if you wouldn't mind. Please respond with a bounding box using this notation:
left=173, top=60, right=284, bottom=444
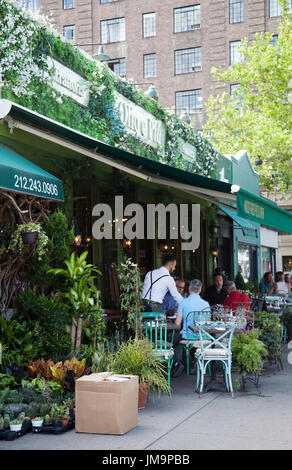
left=191, top=63, right=202, bottom=72
left=189, top=24, right=200, bottom=30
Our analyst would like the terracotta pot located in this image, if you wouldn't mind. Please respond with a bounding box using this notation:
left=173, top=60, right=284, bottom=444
left=21, top=231, right=38, bottom=245
left=138, top=382, right=150, bottom=409
left=62, top=418, right=69, bottom=426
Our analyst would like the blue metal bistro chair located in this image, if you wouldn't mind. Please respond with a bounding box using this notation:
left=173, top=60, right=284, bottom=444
left=195, top=322, right=236, bottom=397
left=144, top=319, right=174, bottom=395
left=179, top=309, right=211, bottom=376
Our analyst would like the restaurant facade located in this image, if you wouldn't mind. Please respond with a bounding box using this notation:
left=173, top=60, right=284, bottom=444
left=1, top=0, right=292, bottom=310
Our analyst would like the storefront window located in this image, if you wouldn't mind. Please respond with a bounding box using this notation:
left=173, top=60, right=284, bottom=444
left=261, top=247, right=276, bottom=276
left=238, top=242, right=258, bottom=282
left=282, top=256, right=292, bottom=272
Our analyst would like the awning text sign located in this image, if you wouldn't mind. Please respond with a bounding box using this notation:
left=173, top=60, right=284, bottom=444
left=0, top=144, right=64, bottom=201
left=47, top=57, right=90, bottom=107
left=114, top=91, right=166, bottom=149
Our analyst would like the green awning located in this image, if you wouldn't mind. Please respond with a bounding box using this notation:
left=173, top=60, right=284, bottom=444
left=0, top=144, right=64, bottom=201
left=237, top=188, right=292, bottom=234
left=219, top=205, right=257, bottom=233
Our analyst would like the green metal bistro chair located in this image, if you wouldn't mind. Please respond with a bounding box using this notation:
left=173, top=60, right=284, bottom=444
left=141, top=311, right=166, bottom=321
left=179, top=309, right=211, bottom=376
left=195, top=322, right=236, bottom=397
left=144, top=319, right=174, bottom=394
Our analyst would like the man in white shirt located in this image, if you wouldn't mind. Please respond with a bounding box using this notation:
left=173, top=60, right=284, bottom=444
left=142, top=254, right=183, bottom=312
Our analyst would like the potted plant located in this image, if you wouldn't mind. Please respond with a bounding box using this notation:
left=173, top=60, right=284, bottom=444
left=255, top=312, right=282, bottom=366
left=118, top=257, right=143, bottom=339
left=8, top=222, right=49, bottom=260
left=10, top=418, right=22, bottom=432
left=231, top=329, right=268, bottom=391
left=282, top=309, right=292, bottom=341
left=31, top=416, right=44, bottom=428
left=108, top=338, right=169, bottom=409
left=48, top=251, right=105, bottom=351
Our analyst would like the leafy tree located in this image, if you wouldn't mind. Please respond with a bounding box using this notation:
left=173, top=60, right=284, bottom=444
left=205, top=2, right=292, bottom=191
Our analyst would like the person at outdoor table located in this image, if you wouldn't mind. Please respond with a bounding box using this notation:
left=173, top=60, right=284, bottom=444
left=203, top=272, right=227, bottom=306
left=259, top=272, right=276, bottom=295
left=284, top=273, right=292, bottom=294
left=274, top=271, right=289, bottom=294
left=142, top=254, right=183, bottom=312
left=224, top=280, right=250, bottom=315
left=162, top=278, right=186, bottom=317
left=171, top=279, right=211, bottom=377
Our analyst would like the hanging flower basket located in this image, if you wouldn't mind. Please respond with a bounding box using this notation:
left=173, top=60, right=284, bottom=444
left=21, top=231, right=38, bottom=245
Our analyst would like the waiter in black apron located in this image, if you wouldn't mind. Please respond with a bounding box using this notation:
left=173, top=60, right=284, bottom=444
left=142, top=254, right=183, bottom=312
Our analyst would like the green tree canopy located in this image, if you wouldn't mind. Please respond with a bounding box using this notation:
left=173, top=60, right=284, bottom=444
left=205, top=2, right=292, bottom=191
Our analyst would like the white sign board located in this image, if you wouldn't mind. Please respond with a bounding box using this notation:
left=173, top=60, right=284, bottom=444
left=114, top=91, right=166, bottom=149
left=47, top=57, right=90, bottom=107
left=177, top=138, right=197, bottom=163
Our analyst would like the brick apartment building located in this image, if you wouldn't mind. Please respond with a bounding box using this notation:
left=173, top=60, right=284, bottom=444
left=20, top=0, right=285, bottom=130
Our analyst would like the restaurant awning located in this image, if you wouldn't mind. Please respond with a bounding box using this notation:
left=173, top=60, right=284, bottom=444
left=1, top=101, right=237, bottom=207
left=237, top=188, right=292, bottom=234
left=0, top=143, right=64, bottom=201
left=219, top=205, right=257, bottom=234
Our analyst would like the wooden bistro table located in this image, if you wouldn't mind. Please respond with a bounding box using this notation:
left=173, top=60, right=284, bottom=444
left=188, top=323, right=241, bottom=394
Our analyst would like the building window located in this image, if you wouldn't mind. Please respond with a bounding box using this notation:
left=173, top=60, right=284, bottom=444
left=176, top=89, right=202, bottom=115
left=108, top=58, right=126, bottom=77
left=101, top=18, right=125, bottom=44
left=229, top=0, right=243, bottom=23
left=17, top=0, right=39, bottom=11
left=100, top=0, right=118, bottom=3
left=282, top=255, right=292, bottom=272
left=143, top=13, right=156, bottom=38
left=63, top=25, right=75, bottom=41
left=175, top=47, right=202, bottom=74
left=174, top=5, right=201, bottom=33
left=230, top=84, right=243, bottom=108
left=238, top=243, right=258, bottom=283
left=63, top=0, right=74, bottom=9
left=270, top=0, right=292, bottom=17
left=230, top=40, right=243, bottom=65
left=144, top=53, right=156, bottom=78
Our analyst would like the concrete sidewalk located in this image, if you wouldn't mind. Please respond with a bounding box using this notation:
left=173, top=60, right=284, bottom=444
left=1, top=346, right=292, bottom=450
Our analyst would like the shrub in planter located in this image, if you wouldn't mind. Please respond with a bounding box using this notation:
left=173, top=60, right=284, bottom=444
left=231, top=329, right=268, bottom=378
left=255, top=312, right=282, bottom=360
left=14, top=291, right=72, bottom=361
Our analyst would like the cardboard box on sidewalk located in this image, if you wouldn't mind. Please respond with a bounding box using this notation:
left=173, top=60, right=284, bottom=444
left=75, top=372, right=139, bottom=435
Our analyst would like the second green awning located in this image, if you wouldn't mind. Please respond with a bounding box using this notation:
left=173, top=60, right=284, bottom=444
left=0, top=144, right=64, bottom=201
left=219, top=205, right=256, bottom=233
left=237, top=188, right=292, bottom=234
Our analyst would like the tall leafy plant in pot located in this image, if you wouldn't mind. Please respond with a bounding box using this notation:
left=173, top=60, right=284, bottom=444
left=108, top=338, right=169, bottom=408
left=48, top=251, right=106, bottom=350
left=118, top=258, right=143, bottom=339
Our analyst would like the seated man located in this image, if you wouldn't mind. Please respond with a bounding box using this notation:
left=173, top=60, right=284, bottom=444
left=224, top=280, right=250, bottom=315
left=171, top=279, right=210, bottom=377
left=162, top=278, right=186, bottom=317
left=203, top=272, right=227, bottom=306
left=259, top=272, right=276, bottom=295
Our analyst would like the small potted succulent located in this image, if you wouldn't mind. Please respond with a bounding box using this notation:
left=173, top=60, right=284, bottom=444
left=31, top=416, right=44, bottom=428
left=10, top=418, right=23, bottom=432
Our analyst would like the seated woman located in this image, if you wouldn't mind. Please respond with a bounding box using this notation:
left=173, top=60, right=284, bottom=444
left=223, top=280, right=250, bottom=315
left=275, top=271, right=289, bottom=294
